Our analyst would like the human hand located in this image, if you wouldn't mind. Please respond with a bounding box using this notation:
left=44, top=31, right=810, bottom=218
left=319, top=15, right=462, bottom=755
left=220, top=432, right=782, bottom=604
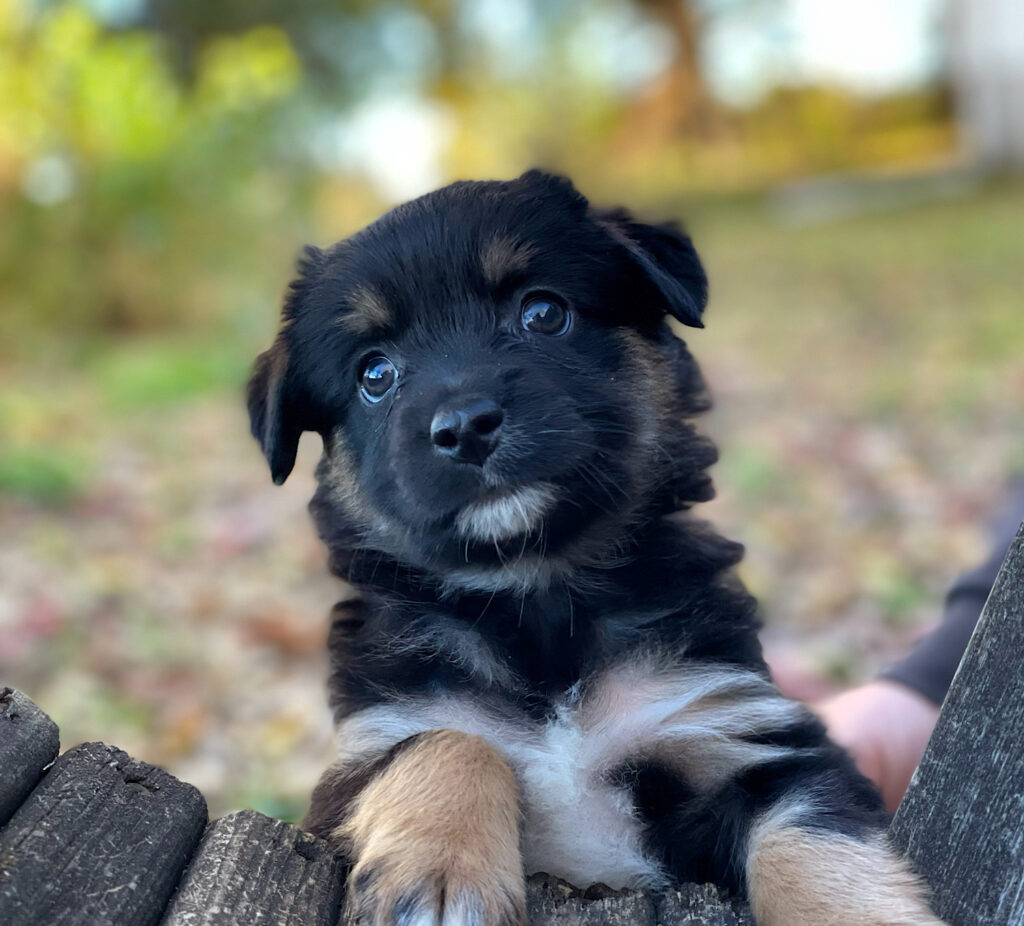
left=813, top=679, right=940, bottom=813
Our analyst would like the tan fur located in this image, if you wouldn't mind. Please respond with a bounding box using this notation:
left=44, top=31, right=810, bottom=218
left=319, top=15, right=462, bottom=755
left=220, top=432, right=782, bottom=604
left=618, top=328, right=676, bottom=429
left=339, top=283, right=392, bottom=334
left=747, top=811, right=949, bottom=926
left=339, top=729, right=526, bottom=925
left=480, top=235, right=537, bottom=287
left=322, top=429, right=378, bottom=523
left=322, top=430, right=409, bottom=558
left=322, top=430, right=359, bottom=496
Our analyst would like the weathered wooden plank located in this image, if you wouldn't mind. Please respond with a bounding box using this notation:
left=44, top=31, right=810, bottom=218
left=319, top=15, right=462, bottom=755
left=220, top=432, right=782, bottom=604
left=525, top=875, right=750, bottom=925
left=890, top=520, right=1024, bottom=926
left=161, top=809, right=345, bottom=925
left=656, top=883, right=754, bottom=925
left=0, top=741, right=207, bottom=926
left=526, top=875, right=657, bottom=925
left=0, top=688, right=60, bottom=827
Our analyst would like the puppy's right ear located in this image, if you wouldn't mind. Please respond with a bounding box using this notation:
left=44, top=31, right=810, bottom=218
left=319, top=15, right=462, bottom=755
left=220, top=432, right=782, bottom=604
left=247, top=340, right=303, bottom=485
left=247, top=246, right=326, bottom=485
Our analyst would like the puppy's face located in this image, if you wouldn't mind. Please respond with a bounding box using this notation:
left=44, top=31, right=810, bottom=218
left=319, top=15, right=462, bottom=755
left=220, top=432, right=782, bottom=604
left=249, top=171, right=717, bottom=591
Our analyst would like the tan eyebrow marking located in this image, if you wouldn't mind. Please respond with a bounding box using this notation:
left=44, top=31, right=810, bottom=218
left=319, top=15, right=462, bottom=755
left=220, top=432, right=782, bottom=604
left=480, top=235, right=537, bottom=287
left=339, top=284, right=392, bottom=335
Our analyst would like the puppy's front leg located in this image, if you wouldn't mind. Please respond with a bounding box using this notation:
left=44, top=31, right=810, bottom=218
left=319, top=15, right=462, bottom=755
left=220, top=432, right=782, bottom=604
left=746, top=802, right=947, bottom=926
left=331, top=729, right=525, bottom=926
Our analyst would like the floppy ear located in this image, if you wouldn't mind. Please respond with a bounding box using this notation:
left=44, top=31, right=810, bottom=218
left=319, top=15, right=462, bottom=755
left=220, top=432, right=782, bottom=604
left=596, top=209, right=708, bottom=328
left=247, top=246, right=326, bottom=485
left=247, top=340, right=304, bottom=485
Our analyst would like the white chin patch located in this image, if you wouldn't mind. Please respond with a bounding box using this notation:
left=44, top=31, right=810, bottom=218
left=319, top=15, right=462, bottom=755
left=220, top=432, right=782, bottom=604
left=455, top=484, right=558, bottom=544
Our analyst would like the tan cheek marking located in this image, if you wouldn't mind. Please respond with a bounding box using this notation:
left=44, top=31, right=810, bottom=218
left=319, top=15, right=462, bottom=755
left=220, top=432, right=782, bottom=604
left=618, top=328, right=675, bottom=417
left=747, top=817, right=947, bottom=926
left=323, top=430, right=375, bottom=521
left=481, top=235, right=537, bottom=287
left=324, top=429, right=408, bottom=559
left=339, top=729, right=525, bottom=924
left=339, top=283, right=392, bottom=335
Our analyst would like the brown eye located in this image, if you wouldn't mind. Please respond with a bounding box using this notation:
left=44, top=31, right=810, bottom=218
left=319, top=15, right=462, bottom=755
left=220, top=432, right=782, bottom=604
left=522, top=295, right=570, bottom=335
left=360, top=356, right=397, bottom=403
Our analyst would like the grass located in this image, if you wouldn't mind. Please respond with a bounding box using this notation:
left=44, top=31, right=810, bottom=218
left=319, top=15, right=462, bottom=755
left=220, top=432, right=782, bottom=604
left=88, top=337, right=255, bottom=412
left=0, top=333, right=258, bottom=503
left=0, top=444, right=92, bottom=504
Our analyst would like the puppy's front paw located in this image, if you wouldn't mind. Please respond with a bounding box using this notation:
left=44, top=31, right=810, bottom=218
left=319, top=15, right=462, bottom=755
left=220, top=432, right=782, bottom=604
left=747, top=823, right=950, bottom=926
left=345, top=846, right=526, bottom=925
left=338, top=730, right=526, bottom=925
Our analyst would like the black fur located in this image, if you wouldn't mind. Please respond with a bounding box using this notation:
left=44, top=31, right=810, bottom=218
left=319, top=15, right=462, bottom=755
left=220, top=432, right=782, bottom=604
left=248, top=170, right=888, bottom=901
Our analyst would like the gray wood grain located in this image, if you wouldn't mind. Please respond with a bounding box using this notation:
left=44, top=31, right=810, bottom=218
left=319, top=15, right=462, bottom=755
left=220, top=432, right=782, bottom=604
left=890, top=520, right=1024, bottom=926
left=527, top=875, right=657, bottom=925
left=0, top=741, right=207, bottom=926
left=0, top=688, right=60, bottom=827
left=161, top=809, right=345, bottom=925
left=656, top=883, right=754, bottom=925
left=525, top=874, right=750, bottom=925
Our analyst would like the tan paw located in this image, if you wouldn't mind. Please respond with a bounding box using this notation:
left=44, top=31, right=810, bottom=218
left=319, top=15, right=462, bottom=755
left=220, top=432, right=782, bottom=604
left=345, top=848, right=525, bottom=925
left=338, top=729, right=526, bottom=925
left=748, top=822, right=951, bottom=926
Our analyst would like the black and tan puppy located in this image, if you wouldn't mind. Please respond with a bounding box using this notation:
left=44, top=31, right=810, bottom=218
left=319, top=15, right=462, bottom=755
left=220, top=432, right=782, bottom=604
left=248, top=171, right=947, bottom=926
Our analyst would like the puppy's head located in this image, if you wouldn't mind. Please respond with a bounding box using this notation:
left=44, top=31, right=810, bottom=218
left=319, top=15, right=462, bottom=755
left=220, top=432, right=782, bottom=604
left=248, top=170, right=717, bottom=592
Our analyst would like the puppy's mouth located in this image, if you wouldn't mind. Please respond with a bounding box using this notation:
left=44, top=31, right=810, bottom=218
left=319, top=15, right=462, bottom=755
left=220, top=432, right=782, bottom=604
left=454, top=483, right=559, bottom=544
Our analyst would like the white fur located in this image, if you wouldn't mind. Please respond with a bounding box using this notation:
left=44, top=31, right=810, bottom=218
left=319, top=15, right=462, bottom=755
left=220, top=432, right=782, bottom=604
left=442, top=556, right=567, bottom=595
left=334, top=659, right=807, bottom=891
left=402, top=914, right=440, bottom=926
left=442, top=893, right=486, bottom=926
left=455, top=484, right=558, bottom=544
left=747, top=793, right=819, bottom=847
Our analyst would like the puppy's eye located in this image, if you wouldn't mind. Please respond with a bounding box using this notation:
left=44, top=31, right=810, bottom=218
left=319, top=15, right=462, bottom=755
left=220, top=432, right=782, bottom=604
left=522, top=294, right=570, bottom=336
left=359, top=356, right=397, bottom=403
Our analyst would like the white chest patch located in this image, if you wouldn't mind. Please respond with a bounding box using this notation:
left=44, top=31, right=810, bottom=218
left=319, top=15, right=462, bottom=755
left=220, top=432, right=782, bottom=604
left=335, top=659, right=802, bottom=891
left=506, top=698, right=666, bottom=890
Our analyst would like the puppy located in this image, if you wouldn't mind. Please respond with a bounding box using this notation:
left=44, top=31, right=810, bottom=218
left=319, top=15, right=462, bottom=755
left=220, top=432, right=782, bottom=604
left=247, top=170, right=948, bottom=926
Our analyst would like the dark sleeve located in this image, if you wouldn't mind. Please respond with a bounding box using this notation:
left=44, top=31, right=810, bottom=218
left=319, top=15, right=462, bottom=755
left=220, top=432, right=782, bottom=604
left=879, top=488, right=1024, bottom=706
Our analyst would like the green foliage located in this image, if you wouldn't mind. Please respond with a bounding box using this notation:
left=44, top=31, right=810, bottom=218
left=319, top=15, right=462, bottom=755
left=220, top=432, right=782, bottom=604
left=0, top=442, right=91, bottom=503
left=0, top=0, right=965, bottom=363
left=719, top=445, right=785, bottom=502
left=89, top=338, right=252, bottom=411
left=0, top=1, right=310, bottom=356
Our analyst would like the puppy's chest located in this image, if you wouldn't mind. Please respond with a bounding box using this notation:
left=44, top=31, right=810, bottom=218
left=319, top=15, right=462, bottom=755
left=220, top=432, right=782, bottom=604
left=340, top=659, right=799, bottom=890
left=501, top=693, right=669, bottom=890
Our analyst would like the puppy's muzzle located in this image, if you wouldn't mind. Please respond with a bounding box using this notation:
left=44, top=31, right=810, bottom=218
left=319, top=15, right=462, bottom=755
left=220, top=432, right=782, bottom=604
left=430, top=397, right=505, bottom=466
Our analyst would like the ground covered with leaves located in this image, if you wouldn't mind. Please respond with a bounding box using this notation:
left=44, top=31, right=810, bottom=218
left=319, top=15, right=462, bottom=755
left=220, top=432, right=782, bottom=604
left=2, top=181, right=1022, bottom=819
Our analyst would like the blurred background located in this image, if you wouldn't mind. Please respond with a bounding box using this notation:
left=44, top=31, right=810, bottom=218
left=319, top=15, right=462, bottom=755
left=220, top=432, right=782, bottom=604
left=1, top=0, right=1022, bottom=821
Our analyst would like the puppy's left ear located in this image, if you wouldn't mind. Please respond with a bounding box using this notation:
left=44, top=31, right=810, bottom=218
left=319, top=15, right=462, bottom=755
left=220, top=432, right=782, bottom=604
left=247, top=339, right=305, bottom=485
left=596, top=210, right=708, bottom=328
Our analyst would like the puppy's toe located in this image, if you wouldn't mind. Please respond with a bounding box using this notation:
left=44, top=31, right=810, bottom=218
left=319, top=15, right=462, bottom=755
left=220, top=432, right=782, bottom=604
left=345, top=853, right=525, bottom=926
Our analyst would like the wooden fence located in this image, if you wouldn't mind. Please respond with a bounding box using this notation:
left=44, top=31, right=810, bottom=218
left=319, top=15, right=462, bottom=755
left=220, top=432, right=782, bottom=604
left=1, top=522, right=1022, bottom=925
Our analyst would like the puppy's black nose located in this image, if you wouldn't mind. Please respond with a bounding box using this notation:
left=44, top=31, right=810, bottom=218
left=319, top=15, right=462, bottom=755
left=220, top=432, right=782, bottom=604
left=430, top=398, right=504, bottom=466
